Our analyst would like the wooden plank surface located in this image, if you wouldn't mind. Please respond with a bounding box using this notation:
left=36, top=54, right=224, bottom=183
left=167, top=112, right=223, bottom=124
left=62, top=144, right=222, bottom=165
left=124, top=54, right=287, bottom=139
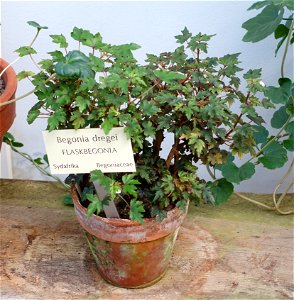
left=0, top=179, right=293, bottom=300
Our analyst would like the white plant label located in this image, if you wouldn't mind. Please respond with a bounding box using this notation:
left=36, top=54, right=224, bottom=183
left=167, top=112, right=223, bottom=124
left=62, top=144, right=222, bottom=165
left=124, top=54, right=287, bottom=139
left=42, top=127, right=136, bottom=174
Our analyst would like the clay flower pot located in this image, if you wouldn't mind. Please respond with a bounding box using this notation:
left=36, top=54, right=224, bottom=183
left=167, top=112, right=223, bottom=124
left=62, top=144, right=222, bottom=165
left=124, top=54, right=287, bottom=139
left=71, top=186, right=188, bottom=288
left=0, top=58, right=17, bottom=149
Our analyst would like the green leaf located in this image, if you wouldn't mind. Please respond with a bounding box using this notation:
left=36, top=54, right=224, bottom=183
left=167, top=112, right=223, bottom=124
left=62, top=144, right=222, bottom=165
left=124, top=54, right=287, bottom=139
left=252, top=125, right=269, bottom=145
left=15, top=46, right=37, bottom=57
left=75, top=95, right=91, bottom=113
left=17, top=71, right=35, bottom=81
left=63, top=193, right=73, bottom=206
left=140, top=100, right=160, bottom=116
left=70, top=110, right=86, bottom=129
left=175, top=27, right=192, bottom=44
left=283, top=134, right=294, bottom=151
left=242, top=5, right=284, bottom=43
left=130, top=200, right=145, bottom=224
left=221, top=162, right=255, bottom=184
left=89, top=54, right=104, bottom=72
left=248, top=1, right=270, bottom=10
left=55, top=50, right=95, bottom=78
left=50, top=34, right=68, bottom=49
left=101, top=117, right=118, bottom=135
left=86, top=194, right=103, bottom=217
left=274, top=24, right=289, bottom=39
left=265, top=78, right=292, bottom=104
left=27, top=101, right=44, bottom=125
left=258, top=141, right=288, bottom=169
left=27, top=21, right=48, bottom=30
left=209, top=178, right=234, bottom=205
left=122, top=174, right=140, bottom=197
left=285, top=121, right=294, bottom=135
left=243, top=68, right=262, bottom=80
left=151, top=207, right=167, bottom=222
left=271, top=105, right=288, bottom=129
left=154, top=70, right=186, bottom=83
left=47, top=110, right=66, bottom=131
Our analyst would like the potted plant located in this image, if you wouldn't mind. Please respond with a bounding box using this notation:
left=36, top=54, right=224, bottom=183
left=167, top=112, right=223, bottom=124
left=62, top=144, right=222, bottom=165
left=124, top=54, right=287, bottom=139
left=0, top=59, right=17, bottom=149
left=1, top=22, right=271, bottom=288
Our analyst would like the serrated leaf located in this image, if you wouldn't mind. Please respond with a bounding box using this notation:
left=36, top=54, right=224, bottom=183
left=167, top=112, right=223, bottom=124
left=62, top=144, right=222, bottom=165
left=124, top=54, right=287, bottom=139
left=75, top=95, right=91, bottom=113
left=70, top=110, right=86, bottom=129
left=258, top=141, right=288, bottom=169
left=242, top=5, right=284, bottom=43
left=17, top=71, right=35, bottom=81
left=130, top=200, right=145, bottom=224
left=47, top=110, right=66, bottom=131
left=140, top=100, right=160, bottom=116
left=175, top=27, right=192, bottom=44
left=122, top=174, right=140, bottom=197
left=50, top=34, right=68, bottom=48
left=15, top=46, right=37, bottom=57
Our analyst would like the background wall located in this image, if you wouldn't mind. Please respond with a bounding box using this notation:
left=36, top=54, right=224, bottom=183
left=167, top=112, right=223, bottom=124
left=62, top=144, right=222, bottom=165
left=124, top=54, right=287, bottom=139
left=1, top=1, right=293, bottom=192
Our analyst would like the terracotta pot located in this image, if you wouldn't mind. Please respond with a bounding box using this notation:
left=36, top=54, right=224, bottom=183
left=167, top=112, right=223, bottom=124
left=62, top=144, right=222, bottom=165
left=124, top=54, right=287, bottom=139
left=71, top=186, right=188, bottom=288
left=0, top=58, right=17, bottom=150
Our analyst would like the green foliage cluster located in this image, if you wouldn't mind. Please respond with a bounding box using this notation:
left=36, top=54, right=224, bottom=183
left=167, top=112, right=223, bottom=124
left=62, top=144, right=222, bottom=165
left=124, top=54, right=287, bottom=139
left=241, top=1, right=293, bottom=174
left=14, top=15, right=292, bottom=222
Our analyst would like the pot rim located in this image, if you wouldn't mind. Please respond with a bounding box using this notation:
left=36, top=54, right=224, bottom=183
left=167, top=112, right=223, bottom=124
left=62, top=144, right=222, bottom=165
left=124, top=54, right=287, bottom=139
left=71, top=185, right=188, bottom=243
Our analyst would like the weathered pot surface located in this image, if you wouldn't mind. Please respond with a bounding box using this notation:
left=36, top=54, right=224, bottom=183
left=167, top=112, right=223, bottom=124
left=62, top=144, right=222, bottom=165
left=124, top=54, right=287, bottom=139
left=0, top=58, right=17, bottom=149
left=71, top=186, right=188, bottom=288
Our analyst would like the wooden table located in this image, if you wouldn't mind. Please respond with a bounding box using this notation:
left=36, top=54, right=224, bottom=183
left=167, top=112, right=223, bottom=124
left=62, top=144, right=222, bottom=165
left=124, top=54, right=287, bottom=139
left=0, top=179, right=293, bottom=299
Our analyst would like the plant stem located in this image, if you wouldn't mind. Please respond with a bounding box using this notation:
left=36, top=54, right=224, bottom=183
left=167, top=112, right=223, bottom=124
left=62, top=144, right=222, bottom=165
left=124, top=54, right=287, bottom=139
left=0, top=57, right=20, bottom=78
left=281, top=19, right=294, bottom=78
left=246, top=116, right=292, bottom=164
left=8, top=143, right=69, bottom=190
left=0, top=73, right=56, bottom=107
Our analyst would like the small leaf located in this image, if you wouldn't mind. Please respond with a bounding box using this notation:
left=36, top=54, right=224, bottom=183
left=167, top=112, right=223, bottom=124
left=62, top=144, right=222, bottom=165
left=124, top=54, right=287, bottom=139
left=17, top=71, right=35, bottom=81
left=15, top=46, right=37, bottom=57
left=130, top=200, right=145, bottom=224
left=27, top=21, right=48, bottom=30
left=175, top=27, right=192, bottom=44
left=274, top=24, right=289, bottom=39
left=50, top=34, right=68, bottom=48
left=63, top=193, right=73, bottom=206
left=47, top=110, right=66, bottom=131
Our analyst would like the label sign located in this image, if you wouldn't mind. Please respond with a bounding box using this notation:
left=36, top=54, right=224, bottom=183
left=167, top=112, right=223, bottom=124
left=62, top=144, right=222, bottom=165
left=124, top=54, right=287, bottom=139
left=42, top=127, right=136, bottom=174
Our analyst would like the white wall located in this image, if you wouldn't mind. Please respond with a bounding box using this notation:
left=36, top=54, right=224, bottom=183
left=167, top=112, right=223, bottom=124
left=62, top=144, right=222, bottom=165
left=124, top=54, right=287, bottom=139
left=1, top=1, right=293, bottom=193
